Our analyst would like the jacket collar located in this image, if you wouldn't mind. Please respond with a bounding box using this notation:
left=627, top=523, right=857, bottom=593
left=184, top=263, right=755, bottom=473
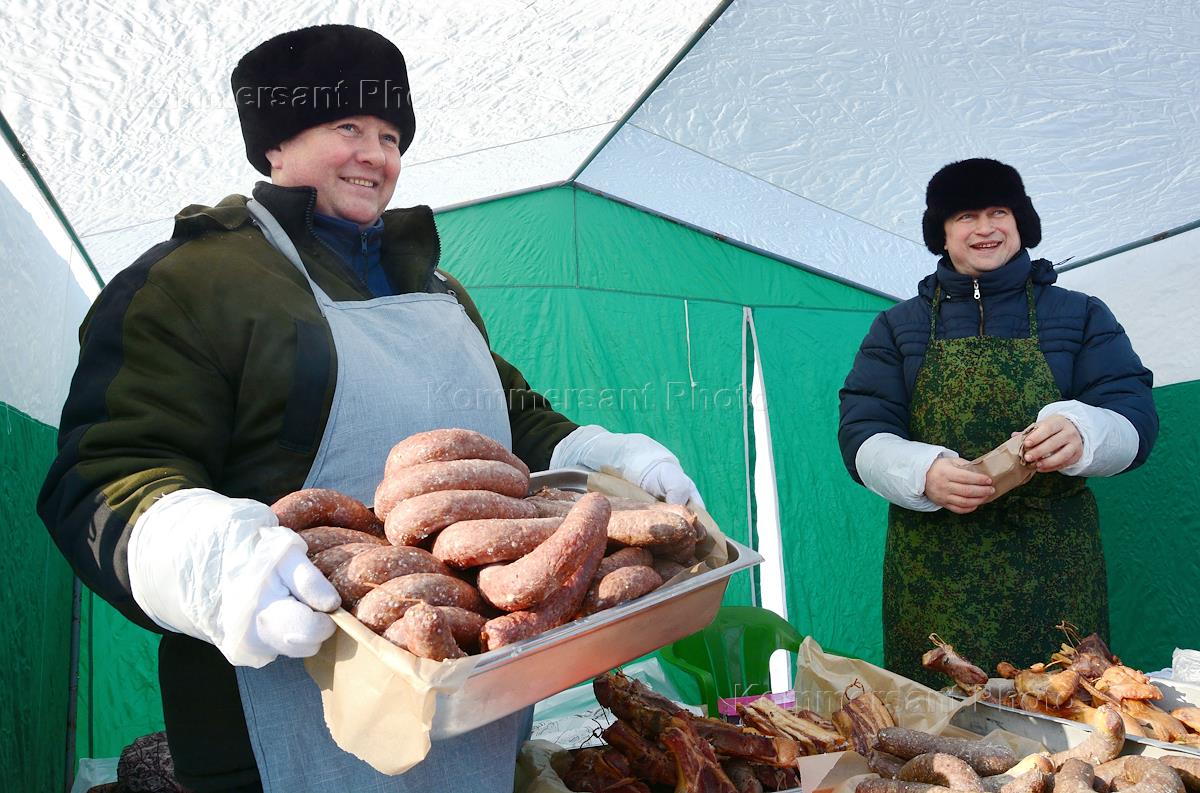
left=917, top=249, right=1058, bottom=300
left=173, top=183, right=441, bottom=294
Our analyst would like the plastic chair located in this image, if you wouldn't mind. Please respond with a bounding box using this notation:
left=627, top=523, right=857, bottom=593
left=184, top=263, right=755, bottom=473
left=658, top=605, right=804, bottom=717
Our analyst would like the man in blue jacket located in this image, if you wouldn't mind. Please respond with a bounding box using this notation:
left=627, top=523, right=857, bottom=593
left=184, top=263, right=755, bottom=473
left=838, top=158, right=1157, bottom=685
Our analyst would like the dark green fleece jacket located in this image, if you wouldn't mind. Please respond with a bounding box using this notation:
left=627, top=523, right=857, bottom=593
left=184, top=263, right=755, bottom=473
left=38, top=182, right=577, bottom=790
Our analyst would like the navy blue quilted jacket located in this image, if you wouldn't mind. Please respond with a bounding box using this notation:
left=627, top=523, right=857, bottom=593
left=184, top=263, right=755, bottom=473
left=838, top=249, right=1157, bottom=484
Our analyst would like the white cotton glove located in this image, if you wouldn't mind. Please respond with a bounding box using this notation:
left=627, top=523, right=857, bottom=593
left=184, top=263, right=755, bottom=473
left=549, top=425, right=705, bottom=507
left=128, top=488, right=341, bottom=668
left=855, top=432, right=959, bottom=512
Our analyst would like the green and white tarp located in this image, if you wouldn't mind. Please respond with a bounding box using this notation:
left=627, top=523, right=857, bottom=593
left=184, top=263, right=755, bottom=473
left=2, top=2, right=1198, bottom=791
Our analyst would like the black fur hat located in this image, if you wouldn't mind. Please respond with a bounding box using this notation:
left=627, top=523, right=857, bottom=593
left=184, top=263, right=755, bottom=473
left=921, top=158, right=1041, bottom=255
left=231, top=25, right=416, bottom=175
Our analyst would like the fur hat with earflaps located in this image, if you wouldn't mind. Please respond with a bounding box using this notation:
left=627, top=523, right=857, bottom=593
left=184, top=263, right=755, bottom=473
left=921, top=158, right=1041, bottom=255
left=231, top=24, right=416, bottom=175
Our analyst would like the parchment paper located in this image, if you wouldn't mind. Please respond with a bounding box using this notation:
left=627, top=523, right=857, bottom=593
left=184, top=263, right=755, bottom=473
left=304, top=470, right=728, bottom=774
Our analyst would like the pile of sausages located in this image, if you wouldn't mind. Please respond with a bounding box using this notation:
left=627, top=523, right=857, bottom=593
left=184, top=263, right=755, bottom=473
left=269, top=428, right=708, bottom=662
left=858, top=713, right=1198, bottom=793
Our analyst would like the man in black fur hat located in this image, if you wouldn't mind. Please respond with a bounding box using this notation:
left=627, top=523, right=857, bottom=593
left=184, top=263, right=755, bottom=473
left=838, top=158, right=1157, bottom=685
left=42, top=24, right=705, bottom=793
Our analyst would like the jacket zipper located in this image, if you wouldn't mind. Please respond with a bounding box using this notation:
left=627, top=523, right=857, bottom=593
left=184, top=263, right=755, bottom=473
left=973, top=279, right=985, bottom=335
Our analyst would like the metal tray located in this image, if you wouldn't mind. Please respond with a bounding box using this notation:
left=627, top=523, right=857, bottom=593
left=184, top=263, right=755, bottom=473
left=949, top=686, right=1200, bottom=759
left=429, top=468, right=764, bottom=738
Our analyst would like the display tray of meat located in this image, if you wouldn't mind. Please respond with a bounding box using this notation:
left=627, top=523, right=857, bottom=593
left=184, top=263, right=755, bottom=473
left=926, top=629, right=1200, bottom=760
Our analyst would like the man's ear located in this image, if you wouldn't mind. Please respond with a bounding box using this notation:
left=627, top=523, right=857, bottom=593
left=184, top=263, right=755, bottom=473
left=264, top=146, right=284, bottom=172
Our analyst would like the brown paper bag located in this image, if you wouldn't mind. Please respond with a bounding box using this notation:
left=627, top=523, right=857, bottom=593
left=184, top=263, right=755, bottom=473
left=962, top=431, right=1036, bottom=503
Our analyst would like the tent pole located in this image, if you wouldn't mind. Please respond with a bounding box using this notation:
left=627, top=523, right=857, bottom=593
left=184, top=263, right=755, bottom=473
left=1055, top=218, right=1200, bottom=273
left=0, top=111, right=104, bottom=289
left=568, top=0, right=735, bottom=182
left=65, top=577, right=81, bottom=792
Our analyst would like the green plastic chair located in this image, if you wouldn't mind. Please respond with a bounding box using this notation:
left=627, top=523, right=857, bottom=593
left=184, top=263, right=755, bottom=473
left=659, top=605, right=804, bottom=717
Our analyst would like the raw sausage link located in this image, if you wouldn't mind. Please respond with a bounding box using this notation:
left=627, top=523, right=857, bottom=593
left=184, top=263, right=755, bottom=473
left=651, top=557, right=690, bottom=582
left=385, top=490, right=539, bottom=546
left=299, top=526, right=388, bottom=557
left=1160, top=758, right=1200, bottom=793
left=430, top=517, right=564, bottom=568
left=653, top=535, right=698, bottom=564
left=594, top=547, right=655, bottom=580
left=980, top=770, right=1049, bottom=793
left=384, top=428, right=530, bottom=479
left=876, top=728, right=1017, bottom=776
left=869, top=751, right=907, bottom=780
left=353, top=573, right=485, bottom=633
left=898, top=753, right=984, bottom=792
left=856, top=779, right=958, bottom=793
left=328, top=545, right=451, bottom=605
left=477, top=493, right=612, bottom=611
left=309, top=543, right=381, bottom=577
left=382, top=605, right=486, bottom=653
left=373, top=459, right=530, bottom=520
left=1054, top=759, right=1099, bottom=793
left=582, top=565, right=663, bottom=615
left=606, top=509, right=694, bottom=547
left=388, top=602, right=465, bottom=661
left=271, top=488, right=384, bottom=535
left=480, top=517, right=607, bottom=650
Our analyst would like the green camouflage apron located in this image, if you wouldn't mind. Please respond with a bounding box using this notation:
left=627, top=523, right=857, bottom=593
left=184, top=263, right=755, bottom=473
left=883, top=282, right=1108, bottom=687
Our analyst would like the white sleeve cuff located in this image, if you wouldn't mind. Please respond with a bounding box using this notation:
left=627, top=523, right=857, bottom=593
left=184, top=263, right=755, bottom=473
left=128, top=488, right=304, bottom=667
left=855, top=433, right=959, bottom=512
left=1037, top=400, right=1138, bottom=477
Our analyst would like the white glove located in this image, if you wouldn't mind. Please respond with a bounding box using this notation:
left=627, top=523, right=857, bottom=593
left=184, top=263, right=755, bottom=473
left=550, top=425, right=705, bottom=508
left=128, top=488, right=340, bottom=667
left=1036, top=400, right=1139, bottom=477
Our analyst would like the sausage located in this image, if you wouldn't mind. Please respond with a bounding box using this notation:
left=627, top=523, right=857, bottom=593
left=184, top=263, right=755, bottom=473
left=382, top=605, right=486, bottom=653
left=525, top=495, right=575, bottom=518
left=352, top=573, right=485, bottom=633
left=898, top=753, right=984, bottom=791
left=869, top=751, right=908, bottom=780
left=651, top=557, right=690, bottom=582
left=385, top=602, right=465, bottom=661
left=430, top=516, right=564, bottom=568
left=856, top=779, right=959, bottom=793
left=309, top=542, right=382, bottom=577
left=373, top=459, right=530, bottom=520
left=384, top=428, right=530, bottom=479
left=876, top=728, right=1018, bottom=776
left=653, top=535, right=698, bottom=564
left=582, top=565, right=663, bottom=615
left=298, top=526, right=388, bottom=556
left=1117, top=758, right=1186, bottom=793
left=480, top=516, right=607, bottom=650
left=271, top=488, right=384, bottom=535
left=477, top=492, right=611, bottom=611
left=594, top=547, right=655, bottom=579
left=328, top=545, right=450, bottom=604
left=384, top=490, right=539, bottom=546
left=1050, top=705, right=1124, bottom=768
left=982, top=769, right=1050, bottom=793
left=606, top=509, right=694, bottom=547
left=1159, top=758, right=1200, bottom=793
left=1055, top=759, right=1100, bottom=793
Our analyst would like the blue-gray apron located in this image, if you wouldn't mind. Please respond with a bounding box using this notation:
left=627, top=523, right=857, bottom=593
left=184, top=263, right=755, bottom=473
left=237, top=200, right=532, bottom=792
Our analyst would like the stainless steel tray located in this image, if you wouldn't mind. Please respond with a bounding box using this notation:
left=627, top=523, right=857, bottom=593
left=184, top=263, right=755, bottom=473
left=429, top=468, right=764, bottom=738
left=949, top=688, right=1200, bottom=758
